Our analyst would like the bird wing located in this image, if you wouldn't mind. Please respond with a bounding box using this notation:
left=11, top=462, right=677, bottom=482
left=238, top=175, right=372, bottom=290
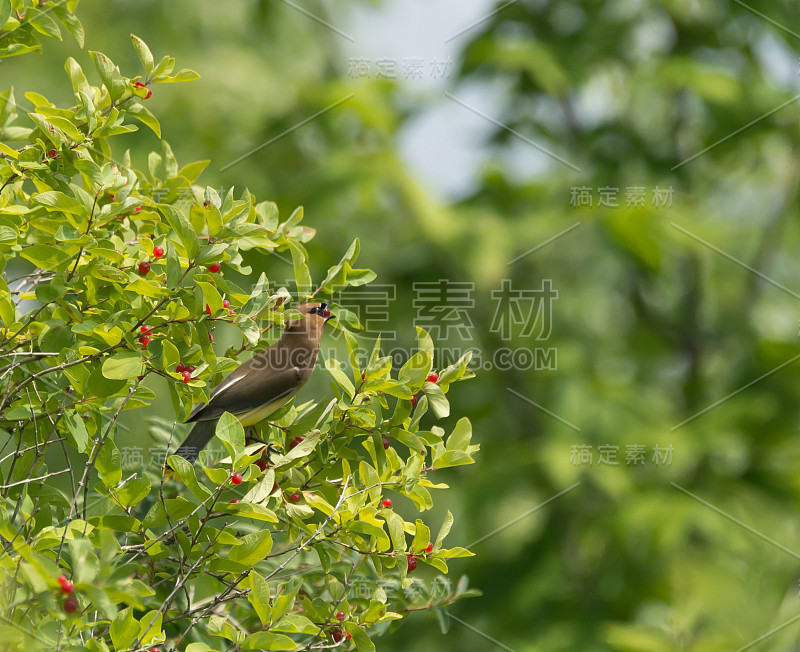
left=186, top=365, right=303, bottom=423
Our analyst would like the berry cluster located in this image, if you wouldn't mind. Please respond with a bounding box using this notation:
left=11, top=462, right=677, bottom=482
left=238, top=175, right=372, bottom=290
left=58, top=575, right=78, bottom=613
left=176, top=361, right=196, bottom=383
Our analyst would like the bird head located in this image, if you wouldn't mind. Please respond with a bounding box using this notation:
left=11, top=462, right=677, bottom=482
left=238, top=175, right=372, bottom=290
left=285, top=301, right=332, bottom=340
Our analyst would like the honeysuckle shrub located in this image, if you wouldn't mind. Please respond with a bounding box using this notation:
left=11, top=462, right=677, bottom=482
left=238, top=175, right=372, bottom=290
left=0, top=8, right=479, bottom=652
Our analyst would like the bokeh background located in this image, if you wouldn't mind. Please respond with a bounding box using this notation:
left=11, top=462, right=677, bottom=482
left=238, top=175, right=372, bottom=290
left=7, top=0, right=800, bottom=649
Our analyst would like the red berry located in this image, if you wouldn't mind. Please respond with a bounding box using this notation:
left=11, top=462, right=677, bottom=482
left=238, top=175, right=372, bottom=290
left=427, top=372, right=439, bottom=383
left=289, top=492, right=302, bottom=503
left=153, top=246, right=164, bottom=258
left=59, top=579, right=75, bottom=595
left=223, top=299, right=230, bottom=308
left=228, top=309, right=235, bottom=316
left=63, top=594, right=78, bottom=614
left=229, top=498, right=240, bottom=504
left=231, top=473, right=242, bottom=485
left=65, top=385, right=73, bottom=394
left=108, top=194, right=115, bottom=201
left=205, top=304, right=211, bottom=314
left=48, top=148, right=57, bottom=158
left=135, top=81, right=152, bottom=99
left=181, top=371, right=192, bottom=383
left=134, top=206, right=142, bottom=213
left=336, top=611, right=345, bottom=622
left=381, top=498, right=392, bottom=508
left=139, top=335, right=152, bottom=348
left=361, top=371, right=365, bottom=381
left=57, top=574, right=68, bottom=586
left=208, top=262, right=221, bottom=273
left=411, top=395, right=418, bottom=408
left=176, top=362, right=186, bottom=373
left=407, top=556, right=418, bottom=572
left=332, top=627, right=343, bottom=643
left=140, top=325, right=152, bottom=334
left=289, top=436, right=303, bottom=450
left=425, top=542, right=434, bottom=553
left=256, top=458, right=267, bottom=471
left=346, top=632, right=352, bottom=640
left=382, top=437, right=390, bottom=450
left=138, top=261, right=150, bottom=275
left=271, top=481, right=279, bottom=493
left=150, top=648, right=160, bottom=652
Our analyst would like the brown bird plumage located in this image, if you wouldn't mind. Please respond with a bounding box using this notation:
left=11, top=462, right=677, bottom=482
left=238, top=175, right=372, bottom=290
left=173, top=301, right=330, bottom=462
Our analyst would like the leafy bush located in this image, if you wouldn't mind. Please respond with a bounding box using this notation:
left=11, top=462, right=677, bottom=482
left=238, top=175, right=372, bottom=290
left=0, top=5, right=479, bottom=650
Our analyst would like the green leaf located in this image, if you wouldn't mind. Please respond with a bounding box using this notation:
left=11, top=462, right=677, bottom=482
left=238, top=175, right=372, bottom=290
left=138, top=610, right=163, bottom=646
left=130, top=34, right=154, bottom=76
left=178, top=160, right=210, bottom=183
left=19, top=245, right=73, bottom=271
left=69, top=538, right=99, bottom=583
left=114, top=476, right=151, bottom=508
left=431, top=450, right=474, bottom=469
left=411, top=519, right=431, bottom=553
left=65, top=57, right=90, bottom=95
left=424, top=382, right=450, bottom=418
left=248, top=571, right=271, bottom=626
left=96, top=440, right=122, bottom=488
left=159, top=204, right=199, bottom=257
left=27, top=7, right=61, bottom=39
left=241, top=633, right=296, bottom=650
left=167, top=455, right=213, bottom=501
left=271, top=577, right=301, bottom=622
left=0, top=0, right=12, bottom=29
left=196, top=280, right=223, bottom=314
left=125, top=103, right=161, bottom=138
left=324, top=358, right=355, bottom=399
left=125, top=278, right=167, bottom=298
left=110, top=608, right=139, bottom=651
left=272, top=613, right=319, bottom=634
left=435, top=511, right=453, bottom=549
left=287, top=240, right=312, bottom=295
left=319, top=238, right=377, bottom=293
left=447, top=417, right=472, bottom=451
left=52, top=5, right=84, bottom=47
left=64, top=411, right=88, bottom=452
left=19, top=562, right=47, bottom=593
left=344, top=623, right=376, bottom=652
left=436, top=546, right=475, bottom=558
left=89, top=50, right=126, bottom=100
left=385, top=511, right=406, bottom=552
left=102, top=351, right=144, bottom=380
left=157, top=69, right=201, bottom=83
left=229, top=529, right=272, bottom=565
left=216, top=412, right=245, bottom=462
left=399, top=351, right=432, bottom=388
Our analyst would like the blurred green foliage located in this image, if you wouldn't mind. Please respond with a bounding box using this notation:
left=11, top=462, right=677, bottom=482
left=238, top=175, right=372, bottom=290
left=4, top=0, right=800, bottom=650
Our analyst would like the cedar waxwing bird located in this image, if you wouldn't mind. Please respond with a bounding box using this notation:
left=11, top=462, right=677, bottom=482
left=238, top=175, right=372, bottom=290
left=172, top=301, right=332, bottom=463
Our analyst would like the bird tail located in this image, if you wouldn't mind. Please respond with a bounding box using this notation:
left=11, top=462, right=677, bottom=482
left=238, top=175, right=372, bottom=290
left=173, top=420, right=217, bottom=464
